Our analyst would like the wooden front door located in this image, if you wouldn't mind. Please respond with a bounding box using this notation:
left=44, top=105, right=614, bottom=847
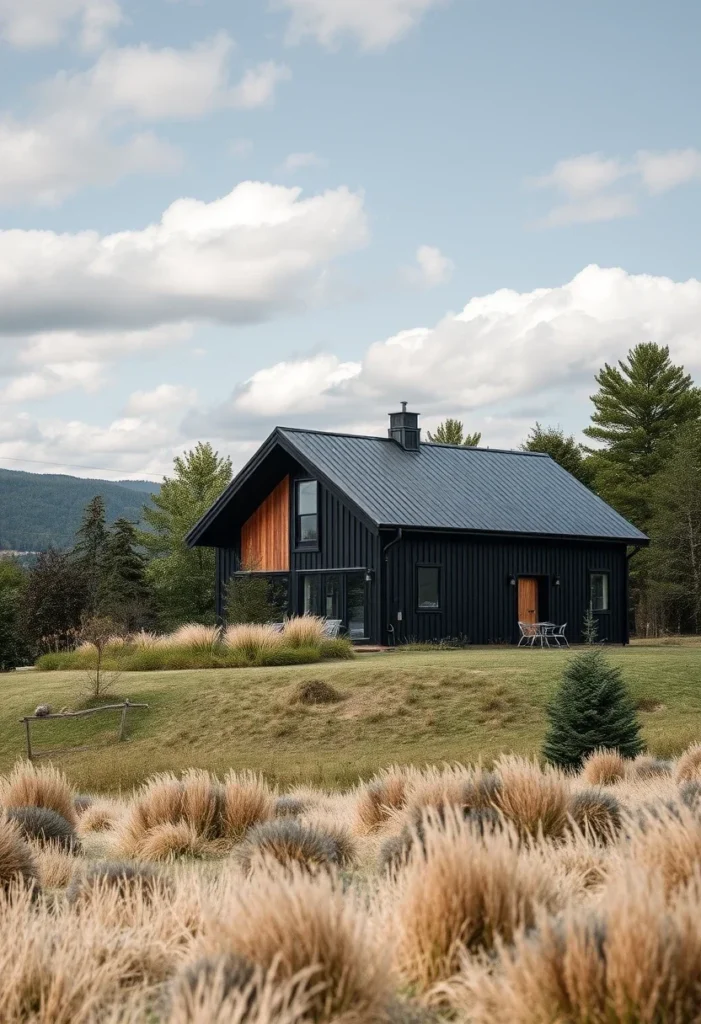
left=518, top=577, right=539, bottom=624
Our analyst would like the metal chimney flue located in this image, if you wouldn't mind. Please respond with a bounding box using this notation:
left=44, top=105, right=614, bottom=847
left=388, top=402, right=421, bottom=451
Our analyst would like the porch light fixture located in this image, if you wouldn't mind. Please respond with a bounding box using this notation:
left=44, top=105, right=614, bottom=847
left=507, top=575, right=516, bottom=587
left=553, top=575, right=561, bottom=587
left=364, top=570, right=374, bottom=583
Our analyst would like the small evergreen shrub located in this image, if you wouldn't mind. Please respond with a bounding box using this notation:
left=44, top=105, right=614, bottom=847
left=6, top=806, right=79, bottom=853
left=543, top=650, right=642, bottom=769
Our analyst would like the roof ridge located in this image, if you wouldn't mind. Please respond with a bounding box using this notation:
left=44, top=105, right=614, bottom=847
left=277, top=426, right=549, bottom=457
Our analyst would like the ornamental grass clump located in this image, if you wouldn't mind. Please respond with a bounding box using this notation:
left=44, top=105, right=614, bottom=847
left=238, top=820, right=341, bottom=877
left=675, top=741, right=701, bottom=783
left=492, top=756, right=570, bottom=840
left=170, top=624, right=222, bottom=652
left=204, top=869, right=391, bottom=1023
left=6, top=806, right=79, bottom=853
left=117, top=770, right=238, bottom=860
left=0, top=761, right=77, bottom=828
left=624, top=802, right=701, bottom=896
left=78, top=798, right=124, bottom=835
left=628, top=754, right=672, bottom=780
left=567, top=789, right=622, bottom=843
left=0, top=815, right=39, bottom=895
left=224, top=624, right=284, bottom=660
left=543, top=650, right=642, bottom=769
left=282, top=616, right=325, bottom=649
left=223, top=770, right=275, bottom=841
left=393, top=809, right=560, bottom=993
left=353, top=768, right=408, bottom=834
left=67, top=861, right=168, bottom=905
left=580, top=747, right=626, bottom=786
left=447, top=871, right=701, bottom=1024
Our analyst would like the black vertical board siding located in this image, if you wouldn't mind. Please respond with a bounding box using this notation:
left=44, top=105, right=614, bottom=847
left=384, top=532, right=628, bottom=645
left=216, top=475, right=382, bottom=640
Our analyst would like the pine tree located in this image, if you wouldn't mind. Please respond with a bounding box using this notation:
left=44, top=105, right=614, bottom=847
left=522, top=423, right=592, bottom=486
left=426, top=418, right=482, bottom=446
left=542, top=650, right=643, bottom=769
left=582, top=606, right=599, bottom=644
left=647, top=421, right=701, bottom=633
left=584, top=343, right=701, bottom=529
left=72, top=496, right=108, bottom=614
left=0, top=560, right=28, bottom=671
left=141, top=443, right=232, bottom=628
left=99, top=518, right=152, bottom=631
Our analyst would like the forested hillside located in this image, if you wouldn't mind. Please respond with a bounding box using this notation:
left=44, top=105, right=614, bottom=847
left=0, top=468, right=159, bottom=551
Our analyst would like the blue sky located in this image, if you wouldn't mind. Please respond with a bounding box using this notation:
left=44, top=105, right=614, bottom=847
left=1, top=0, right=701, bottom=479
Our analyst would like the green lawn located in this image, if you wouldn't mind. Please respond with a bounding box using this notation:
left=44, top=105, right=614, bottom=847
left=1, top=645, right=700, bottom=792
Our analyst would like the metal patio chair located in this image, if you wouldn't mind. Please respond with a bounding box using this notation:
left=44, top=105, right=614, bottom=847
left=517, top=621, right=538, bottom=646
left=549, top=623, right=569, bottom=647
left=322, top=618, right=342, bottom=638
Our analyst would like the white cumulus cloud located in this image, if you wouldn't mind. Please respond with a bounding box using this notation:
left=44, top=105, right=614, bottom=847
left=532, top=148, right=701, bottom=227
left=405, top=245, right=454, bottom=288
left=191, top=265, right=701, bottom=453
left=0, top=35, right=290, bottom=205
left=0, top=181, right=369, bottom=331
left=276, top=0, right=447, bottom=50
left=0, top=0, right=122, bottom=50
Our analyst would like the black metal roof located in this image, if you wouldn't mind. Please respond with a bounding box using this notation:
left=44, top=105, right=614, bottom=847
left=187, top=426, right=648, bottom=546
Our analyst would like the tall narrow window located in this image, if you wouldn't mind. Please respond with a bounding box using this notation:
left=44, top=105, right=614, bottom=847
left=590, top=572, right=609, bottom=612
left=296, top=480, right=318, bottom=546
left=417, top=566, right=440, bottom=610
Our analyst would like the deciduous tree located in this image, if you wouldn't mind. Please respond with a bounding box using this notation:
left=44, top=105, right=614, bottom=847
left=141, top=443, right=232, bottom=628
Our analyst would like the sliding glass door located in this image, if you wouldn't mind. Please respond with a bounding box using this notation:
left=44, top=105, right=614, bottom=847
left=301, top=571, right=367, bottom=640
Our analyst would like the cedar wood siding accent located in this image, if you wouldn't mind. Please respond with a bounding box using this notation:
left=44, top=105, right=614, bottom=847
left=215, top=475, right=382, bottom=637
left=383, top=532, right=628, bottom=645
left=240, top=476, right=290, bottom=572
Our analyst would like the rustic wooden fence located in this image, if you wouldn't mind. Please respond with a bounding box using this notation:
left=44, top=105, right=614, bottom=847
left=19, top=699, right=149, bottom=760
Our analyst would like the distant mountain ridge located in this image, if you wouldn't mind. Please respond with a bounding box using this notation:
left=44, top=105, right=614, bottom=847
left=0, top=467, right=160, bottom=552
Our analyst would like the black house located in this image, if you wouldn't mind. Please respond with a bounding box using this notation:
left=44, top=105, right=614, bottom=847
left=186, top=405, right=648, bottom=645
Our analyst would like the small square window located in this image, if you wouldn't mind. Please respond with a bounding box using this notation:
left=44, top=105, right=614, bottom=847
left=417, top=566, right=440, bottom=609
left=590, top=572, right=609, bottom=612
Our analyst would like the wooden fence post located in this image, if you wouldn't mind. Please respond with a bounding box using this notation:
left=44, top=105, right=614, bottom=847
left=118, top=700, right=130, bottom=742
left=24, top=718, right=32, bottom=761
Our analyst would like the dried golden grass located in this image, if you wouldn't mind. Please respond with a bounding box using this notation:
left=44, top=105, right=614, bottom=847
left=675, top=741, right=701, bottom=783
left=623, top=802, right=701, bottom=896
left=34, top=843, right=76, bottom=889
left=281, top=616, right=325, bottom=649
left=567, top=789, right=622, bottom=843
left=447, top=870, right=701, bottom=1023
left=580, top=747, right=626, bottom=786
left=353, top=767, right=408, bottom=834
left=168, top=959, right=319, bottom=1024
left=223, top=770, right=275, bottom=840
left=129, top=629, right=163, bottom=649
left=0, top=883, right=186, bottom=1023
left=0, top=760, right=77, bottom=828
left=170, top=623, right=223, bottom=651
left=78, top=798, right=124, bottom=835
left=492, top=755, right=570, bottom=840
left=393, top=808, right=561, bottom=992
left=224, top=624, right=285, bottom=656
left=203, top=868, right=391, bottom=1023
